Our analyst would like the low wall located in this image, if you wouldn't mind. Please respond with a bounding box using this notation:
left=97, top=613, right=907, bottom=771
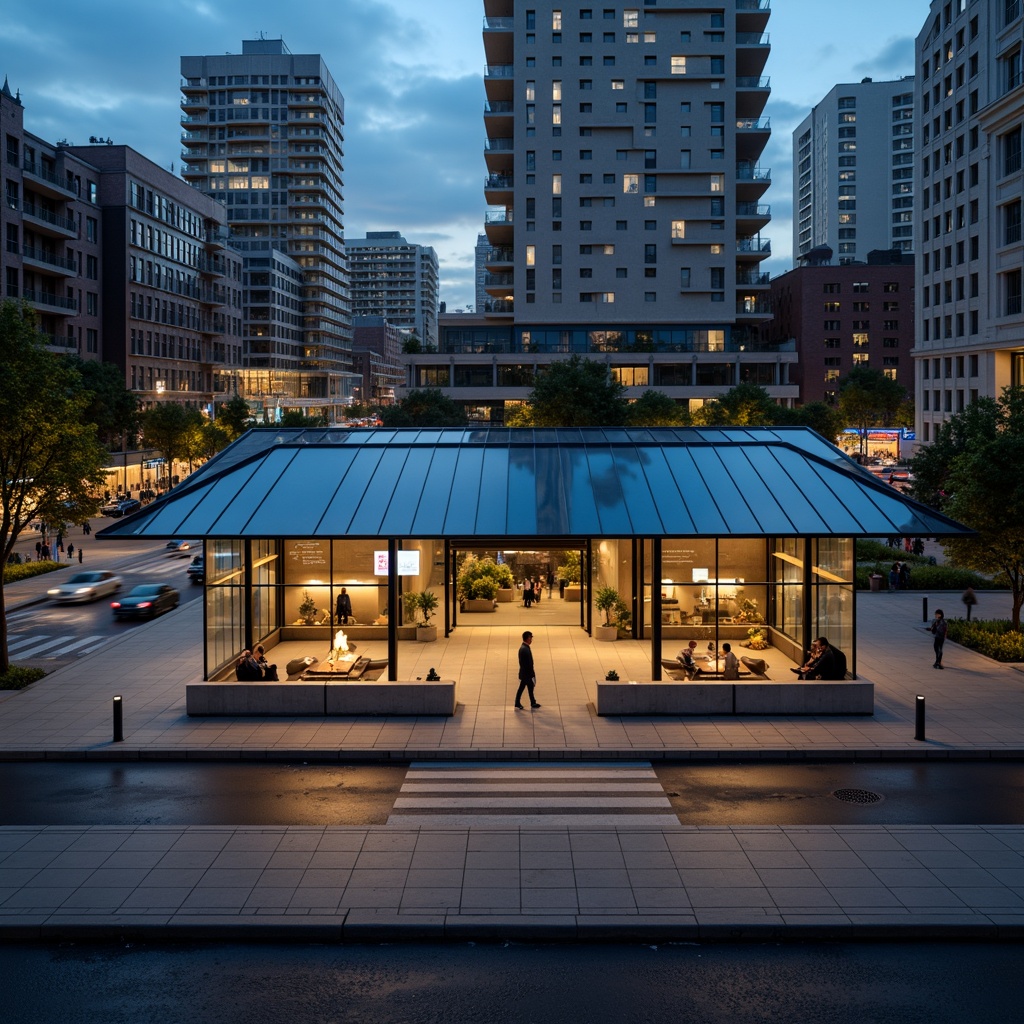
left=596, top=680, right=873, bottom=716
left=186, top=680, right=456, bottom=717
left=278, top=625, right=415, bottom=642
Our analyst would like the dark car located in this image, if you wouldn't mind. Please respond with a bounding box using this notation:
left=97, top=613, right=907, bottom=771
left=111, top=583, right=179, bottom=619
left=186, top=555, right=204, bottom=584
left=104, top=498, right=142, bottom=518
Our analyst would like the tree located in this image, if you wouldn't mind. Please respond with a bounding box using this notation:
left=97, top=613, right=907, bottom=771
left=690, top=382, right=783, bottom=427
left=626, top=389, right=689, bottom=427
left=216, top=394, right=252, bottom=439
left=527, top=355, right=629, bottom=427
left=278, top=410, right=327, bottom=428
left=0, top=302, right=109, bottom=673
left=67, top=356, right=139, bottom=449
left=379, top=389, right=468, bottom=428
left=837, top=366, right=909, bottom=456
left=140, top=403, right=204, bottom=487
left=790, top=402, right=845, bottom=444
left=921, top=387, right=1024, bottom=628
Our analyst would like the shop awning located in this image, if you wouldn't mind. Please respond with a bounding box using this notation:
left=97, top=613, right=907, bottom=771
left=96, top=427, right=972, bottom=541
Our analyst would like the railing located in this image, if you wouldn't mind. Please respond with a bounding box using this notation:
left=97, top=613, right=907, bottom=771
left=21, top=288, right=77, bottom=311
left=736, top=298, right=773, bottom=314
left=484, top=138, right=514, bottom=151
left=484, top=65, right=514, bottom=79
left=485, top=210, right=513, bottom=224
left=735, top=271, right=772, bottom=285
left=737, top=32, right=770, bottom=44
left=737, top=76, right=771, bottom=89
left=736, top=203, right=771, bottom=217
left=485, top=175, right=514, bottom=189
left=736, top=165, right=771, bottom=181
left=483, top=17, right=513, bottom=29
left=484, top=101, right=514, bottom=114
left=23, top=160, right=74, bottom=192
left=197, top=255, right=226, bottom=275
left=482, top=298, right=514, bottom=313
left=736, top=117, right=770, bottom=130
left=9, top=197, right=77, bottom=233
left=22, top=245, right=77, bottom=272
left=486, top=248, right=514, bottom=262
left=736, top=237, right=772, bottom=253
left=483, top=273, right=514, bottom=287
left=737, top=0, right=771, bottom=10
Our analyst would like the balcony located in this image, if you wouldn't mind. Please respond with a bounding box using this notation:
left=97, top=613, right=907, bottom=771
left=22, top=244, right=77, bottom=276
left=736, top=202, right=771, bottom=229
left=484, top=63, right=514, bottom=103
left=736, top=296, right=773, bottom=316
left=10, top=197, right=78, bottom=239
left=737, top=32, right=770, bottom=79
left=197, top=254, right=226, bottom=276
left=485, top=173, right=514, bottom=203
left=484, top=137, right=514, bottom=173
left=735, top=270, right=772, bottom=286
left=484, top=247, right=514, bottom=268
left=483, top=17, right=513, bottom=64
left=20, top=288, right=78, bottom=314
left=482, top=297, right=514, bottom=315
left=735, top=236, right=772, bottom=257
left=22, top=159, right=77, bottom=199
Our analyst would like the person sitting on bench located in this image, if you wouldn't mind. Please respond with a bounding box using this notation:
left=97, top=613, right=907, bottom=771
left=235, top=650, right=263, bottom=681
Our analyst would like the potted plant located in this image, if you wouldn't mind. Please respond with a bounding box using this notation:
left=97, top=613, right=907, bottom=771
left=416, top=590, right=438, bottom=642
left=557, top=551, right=582, bottom=602
left=298, top=589, right=318, bottom=625
left=605, top=669, right=620, bottom=681
left=457, top=555, right=504, bottom=611
left=594, top=586, right=621, bottom=641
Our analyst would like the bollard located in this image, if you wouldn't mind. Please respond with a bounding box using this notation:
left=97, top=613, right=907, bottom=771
left=112, top=695, right=123, bottom=743
left=922, top=596, right=929, bottom=622
left=915, top=694, right=926, bottom=741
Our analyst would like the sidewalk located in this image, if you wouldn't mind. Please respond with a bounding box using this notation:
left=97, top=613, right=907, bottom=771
left=1, top=549, right=1023, bottom=942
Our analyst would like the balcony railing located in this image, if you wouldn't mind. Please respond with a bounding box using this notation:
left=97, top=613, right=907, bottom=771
left=22, top=245, right=77, bottom=272
left=484, top=138, right=514, bottom=151
left=736, top=203, right=771, bottom=217
left=486, top=248, right=514, bottom=263
left=21, top=288, right=77, bottom=311
left=737, top=32, right=770, bottom=44
left=736, top=117, right=770, bottom=130
left=483, top=273, right=514, bottom=287
left=484, top=64, right=514, bottom=79
left=736, top=237, right=772, bottom=253
left=483, top=17, right=513, bottom=29
left=484, top=101, right=514, bottom=114
left=485, top=210, right=513, bottom=224
left=482, top=298, right=514, bottom=313
left=7, top=196, right=77, bottom=233
left=737, top=0, right=770, bottom=9
left=736, top=165, right=771, bottom=181
left=485, top=174, right=514, bottom=189
left=735, top=271, right=772, bottom=286
left=737, top=76, right=771, bottom=89
left=23, top=160, right=75, bottom=192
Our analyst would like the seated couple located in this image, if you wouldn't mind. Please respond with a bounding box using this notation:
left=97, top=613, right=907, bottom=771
left=235, top=644, right=279, bottom=681
left=676, top=641, right=741, bottom=680
left=791, top=637, right=847, bottom=680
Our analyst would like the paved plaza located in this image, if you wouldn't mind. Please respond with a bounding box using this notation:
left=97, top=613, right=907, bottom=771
left=1, top=542, right=1022, bottom=941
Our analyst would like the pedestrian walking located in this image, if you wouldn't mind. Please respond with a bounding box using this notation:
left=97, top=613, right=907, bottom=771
left=961, top=587, right=978, bottom=621
left=930, top=608, right=948, bottom=669
left=77, top=546, right=83, bottom=564
left=912, top=537, right=925, bottom=557
left=67, top=542, right=74, bottom=561
left=82, top=521, right=91, bottom=536
left=904, top=536, right=912, bottom=553
left=35, top=540, right=41, bottom=560
left=514, top=630, right=541, bottom=710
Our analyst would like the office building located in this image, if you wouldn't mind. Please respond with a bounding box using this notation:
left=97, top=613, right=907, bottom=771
left=474, top=232, right=490, bottom=313
left=793, top=77, right=916, bottom=264
left=423, top=0, right=794, bottom=422
left=2, top=81, right=243, bottom=411
left=180, top=38, right=357, bottom=414
left=765, top=251, right=915, bottom=405
left=346, top=231, right=440, bottom=348
left=352, top=315, right=404, bottom=405
left=914, top=0, right=1024, bottom=443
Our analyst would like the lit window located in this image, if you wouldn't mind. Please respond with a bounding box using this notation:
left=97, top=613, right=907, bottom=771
left=611, top=79, right=624, bottom=90
left=671, top=220, right=686, bottom=239
left=552, top=10, right=561, bottom=29
left=526, top=245, right=536, bottom=267
left=623, top=173, right=639, bottom=193
left=624, top=9, right=638, bottom=27
left=626, top=33, right=638, bottom=43
left=552, top=104, right=561, bottom=124
left=710, top=174, right=724, bottom=192
left=644, top=196, right=655, bottom=207
left=644, top=32, right=656, bottom=43
left=599, top=292, right=615, bottom=302
left=526, top=81, right=535, bottom=101
left=710, top=244, right=724, bottom=254
left=552, top=80, right=562, bottom=100
left=671, top=56, right=686, bottom=75
left=552, top=174, right=561, bottom=194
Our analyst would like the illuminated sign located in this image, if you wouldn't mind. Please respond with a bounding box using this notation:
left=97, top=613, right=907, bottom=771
left=374, top=550, right=420, bottom=576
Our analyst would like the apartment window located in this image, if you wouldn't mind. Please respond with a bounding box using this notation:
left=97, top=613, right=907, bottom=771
left=671, top=56, right=687, bottom=75
left=552, top=9, right=561, bottom=29
left=1004, top=127, right=1023, bottom=175
left=623, top=173, right=638, bottom=193
left=1006, top=268, right=1023, bottom=315
left=526, top=245, right=535, bottom=267
left=671, top=220, right=685, bottom=239
left=1006, top=200, right=1023, bottom=243
left=611, top=79, right=624, bottom=90
left=624, top=9, right=639, bottom=28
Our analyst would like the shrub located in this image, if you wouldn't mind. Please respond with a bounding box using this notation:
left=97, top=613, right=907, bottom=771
left=457, top=555, right=512, bottom=601
left=855, top=562, right=994, bottom=591
left=3, top=560, right=66, bottom=585
left=946, top=619, right=1024, bottom=662
left=0, top=666, right=46, bottom=690
left=595, top=586, right=621, bottom=626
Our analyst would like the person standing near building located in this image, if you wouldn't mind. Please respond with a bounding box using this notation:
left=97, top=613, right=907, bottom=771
left=514, top=630, right=541, bottom=710
left=335, top=587, right=352, bottom=625
left=930, top=608, right=948, bottom=669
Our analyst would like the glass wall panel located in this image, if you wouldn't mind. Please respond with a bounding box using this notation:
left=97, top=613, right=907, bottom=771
left=252, top=539, right=279, bottom=641
left=205, top=538, right=244, bottom=676
left=771, top=538, right=803, bottom=638
left=283, top=539, right=332, bottom=626
left=331, top=538, right=392, bottom=625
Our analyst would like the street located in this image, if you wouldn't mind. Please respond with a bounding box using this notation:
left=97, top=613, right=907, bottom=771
left=1, top=761, right=1021, bottom=827
left=2, top=940, right=1022, bottom=1023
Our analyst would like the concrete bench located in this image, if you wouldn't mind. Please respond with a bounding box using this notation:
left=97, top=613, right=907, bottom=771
left=186, top=680, right=456, bottom=717
left=596, top=680, right=873, bottom=716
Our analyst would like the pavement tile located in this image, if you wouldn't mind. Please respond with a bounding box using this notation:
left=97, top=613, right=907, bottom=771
left=520, top=888, right=579, bottom=909
left=765, top=887, right=839, bottom=908
left=338, top=886, right=403, bottom=909
left=827, top=887, right=904, bottom=909
left=460, top=888, right=520, bottom=910
left=685, top=887, right=774, bottom=909
left=399, top=888, right=461, bottom=910
left=632, top=887, right=692, bottom=910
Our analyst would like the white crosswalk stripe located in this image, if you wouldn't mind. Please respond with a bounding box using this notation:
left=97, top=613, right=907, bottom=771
left=387, top=761, right=681, bottom=828
left=7, top=634, right=111, bottom=659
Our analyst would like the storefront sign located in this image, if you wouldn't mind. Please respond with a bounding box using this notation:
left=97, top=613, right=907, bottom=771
left=374, top=550, right=420, bottom=576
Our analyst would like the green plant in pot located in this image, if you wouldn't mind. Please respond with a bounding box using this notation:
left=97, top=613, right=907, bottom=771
left=416, top=590, right=438, bottom=625
left=457, top=555, right=512, bottom=602
left=556, top=551, right=582, bottom=586
left=299, top=589, right=318, bottom=625
left=595, top=586, right=622, bottom=626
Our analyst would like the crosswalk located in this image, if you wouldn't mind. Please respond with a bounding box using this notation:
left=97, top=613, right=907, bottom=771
left=387, top=762, right=681, bottom=829
left=6, top=632, right=113, bottom=660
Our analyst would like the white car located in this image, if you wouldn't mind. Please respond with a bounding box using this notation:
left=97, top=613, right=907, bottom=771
left=166, top=539, right=201, bottom=556
left=47, top=570, right=122, bottom=604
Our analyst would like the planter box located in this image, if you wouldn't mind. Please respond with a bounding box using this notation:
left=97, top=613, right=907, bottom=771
left=496, top=588, right=514, bottom=603
left=563, top=585, right=581, bottom=602
left=416, top=625, right=437, bottom=642
left=462, top=598, right=497, bottom=612
left=326, top=680, right=456, bottom=716
left=594, top=624, right=618, bottom=642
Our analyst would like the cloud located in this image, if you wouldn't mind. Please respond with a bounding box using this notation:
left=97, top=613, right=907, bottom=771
left=854, top=37, right=916, bottom=78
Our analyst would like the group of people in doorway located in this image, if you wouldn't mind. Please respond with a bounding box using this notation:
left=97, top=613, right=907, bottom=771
left=521, top=576, right=552, bottom=607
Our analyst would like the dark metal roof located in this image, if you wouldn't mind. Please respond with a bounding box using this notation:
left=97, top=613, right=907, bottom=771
left=96, top=427, right=971, bottom=541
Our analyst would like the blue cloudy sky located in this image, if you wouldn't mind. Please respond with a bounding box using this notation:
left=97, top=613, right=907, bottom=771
left=3, top=0, right=927, bottom=309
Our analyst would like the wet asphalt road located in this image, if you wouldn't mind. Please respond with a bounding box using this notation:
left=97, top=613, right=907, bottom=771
left=0, top=760, right=1021, bottom=826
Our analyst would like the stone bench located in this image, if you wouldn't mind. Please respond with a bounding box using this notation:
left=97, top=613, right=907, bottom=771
left=186, top=680, right=456, bottom=717
left=596, top=680, right=873, bottom=716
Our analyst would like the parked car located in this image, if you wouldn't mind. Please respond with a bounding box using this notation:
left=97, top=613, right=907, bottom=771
left=100, top=499, right=124, bottom=516
left=166, top=539, right=201, bottom=555
left=186, top=555, right=204, bottom=584
left=111, top=583, right=180, bottom=619
left=47, top=570, right=122, bottom=604
left=103, top=498, right=142, bottom=518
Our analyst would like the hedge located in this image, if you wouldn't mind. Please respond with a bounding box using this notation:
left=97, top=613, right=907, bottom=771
left=856, top=539, right=931, bottom=564
left=2, top=560, right=66, bottom=585
left=856, top=563, right=994, bottom=591
left=946, top=619, right=1024, bottom=662
left=0, top=666, right=46, bottom=690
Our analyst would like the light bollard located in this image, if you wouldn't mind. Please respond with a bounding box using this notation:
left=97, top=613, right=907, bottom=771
left=915, top=694, right=926, bottom=742
left=923, top=596, right=929, bottom=622
left=113, top=695, right=123, bottom=743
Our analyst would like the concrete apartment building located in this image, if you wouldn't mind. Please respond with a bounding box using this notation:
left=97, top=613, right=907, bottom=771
left=474, top=232, right=490, bottom=313
left=2, top=82, right=243, bottom=413
left=346, top=231, right=440, bottom=349
left=914, top=0, right=1024, bottom=445
left=351, top=314, right=404, bottom=405
left=180, top=38, right=358, bottom=418
left=401, top=0, right=794, bottom=422
left=793, top=78, right=916, bottom=264
left=764, top=252, right=916, bottom=405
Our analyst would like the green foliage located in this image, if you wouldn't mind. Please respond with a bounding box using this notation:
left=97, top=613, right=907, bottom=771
left=0, top=665, right=46, bottom=690
left=140, top=403, right=204, bottom=483
left=67, top=356, right=139, bottom=448
left=528, top=355, right=629, bottom=427
left=945, top=619, right=1024, bottom=661
left=837, top=366, right=910, bottom=453
left=216, top=395, right=253, bottom=439
left=2, top=560, right=66, bottom=585
left=457, top=555, right=512, bottom=600
left=380, top=388, right=467, bottom=428
left=0, top=301, right=110, bottom=672
left=278, top=410, right=327, bottom=428
left=690, top=382, right=783, bottom=427
left=403, top=590, right=420, bottom=624
left=416, top=590, right=438, bottom=625
left=626, top=390, right=689, bottom=427
left=856, top=539, right=929, bottom=564
left=556, top=550, right=582, bottom=584
left=595, top=585, right=622, bottom=626
left=855, top=563, right=993, bottom=591
left=298, top=590, right=317, bottom=622
left=790, top=402, right=845, bottom=443
left=605, top=669, right=620, bottom=681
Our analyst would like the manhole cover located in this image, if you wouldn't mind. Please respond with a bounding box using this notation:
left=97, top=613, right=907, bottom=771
left=832, top=787, right=884, bottom=805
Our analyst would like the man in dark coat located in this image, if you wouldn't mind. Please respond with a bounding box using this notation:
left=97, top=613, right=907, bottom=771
left=515, top=630, right=541, bottom=710
left=336, top=587, right=352, bottom=624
